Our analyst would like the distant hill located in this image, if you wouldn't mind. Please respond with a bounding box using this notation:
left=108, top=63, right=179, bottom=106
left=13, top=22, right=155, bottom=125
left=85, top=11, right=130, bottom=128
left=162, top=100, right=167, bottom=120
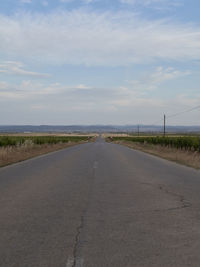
left=0, top=125, right=200, bottom=134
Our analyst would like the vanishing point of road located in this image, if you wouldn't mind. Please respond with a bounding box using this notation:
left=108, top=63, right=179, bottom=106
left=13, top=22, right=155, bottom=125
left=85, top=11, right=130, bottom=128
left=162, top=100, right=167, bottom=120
left=0, top=138, right=200, bottom=267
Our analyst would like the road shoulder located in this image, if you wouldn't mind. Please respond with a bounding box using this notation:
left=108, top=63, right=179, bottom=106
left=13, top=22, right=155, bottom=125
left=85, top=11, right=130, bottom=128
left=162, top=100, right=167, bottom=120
left=0, top=141, right=90, bottom=168
left=109, top=140, right=200, bottom=170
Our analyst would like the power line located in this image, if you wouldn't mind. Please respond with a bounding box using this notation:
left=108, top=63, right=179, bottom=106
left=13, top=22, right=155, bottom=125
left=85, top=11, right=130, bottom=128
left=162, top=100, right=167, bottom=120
left=151, top=104, right=200, bottom=125
left=167, top=104, right=200, bottom=119
left=164, top=114, right=166, bottom=136
left=151, top=118, right=163, bottom=125
left=136, top=103, right=200, bottom=135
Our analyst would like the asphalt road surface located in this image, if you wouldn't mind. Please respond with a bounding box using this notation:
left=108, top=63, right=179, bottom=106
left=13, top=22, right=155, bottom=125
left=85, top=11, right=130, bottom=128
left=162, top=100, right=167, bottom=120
left=0, top=138, right=200, bottom=267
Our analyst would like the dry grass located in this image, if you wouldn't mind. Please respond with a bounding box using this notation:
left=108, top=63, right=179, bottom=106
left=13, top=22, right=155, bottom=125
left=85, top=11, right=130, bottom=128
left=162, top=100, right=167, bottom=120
left=0, top=133, right=96, bottom=137
left=102, top=133, right=129, bottom=138
left=114, top=140, right=200, bottom=169
left=0, top=140, right=88, bottom=167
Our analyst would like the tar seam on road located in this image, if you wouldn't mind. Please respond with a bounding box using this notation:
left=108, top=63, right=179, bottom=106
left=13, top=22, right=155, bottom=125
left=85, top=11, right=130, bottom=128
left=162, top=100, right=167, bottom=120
left=68, top=160, right=98, bottom=267
left=71, top=215, right=84, bottom=267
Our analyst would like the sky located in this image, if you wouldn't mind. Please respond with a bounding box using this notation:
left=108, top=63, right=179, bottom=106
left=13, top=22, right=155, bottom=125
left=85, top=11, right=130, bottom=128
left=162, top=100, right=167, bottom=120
left=0, top=0, right=200, bottom=125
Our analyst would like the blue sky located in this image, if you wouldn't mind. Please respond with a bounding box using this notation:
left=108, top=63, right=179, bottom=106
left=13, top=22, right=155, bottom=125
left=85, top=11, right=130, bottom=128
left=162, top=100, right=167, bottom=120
left=0, top=0, right=200, bottom=125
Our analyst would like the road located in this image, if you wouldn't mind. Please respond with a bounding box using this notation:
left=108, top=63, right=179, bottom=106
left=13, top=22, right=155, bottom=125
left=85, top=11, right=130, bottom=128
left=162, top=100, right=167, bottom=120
left=0, top=138, right=200, bottom=267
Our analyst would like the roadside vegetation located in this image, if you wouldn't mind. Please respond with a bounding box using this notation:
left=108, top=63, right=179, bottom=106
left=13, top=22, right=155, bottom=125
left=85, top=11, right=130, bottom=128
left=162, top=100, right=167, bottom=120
left=0, top=135, right=90, bottom=147
left=0, top=135, right=93, bottom=167
left=107, top=135, right=200, bottom=169
left=108, top=136, right=200, bottom=152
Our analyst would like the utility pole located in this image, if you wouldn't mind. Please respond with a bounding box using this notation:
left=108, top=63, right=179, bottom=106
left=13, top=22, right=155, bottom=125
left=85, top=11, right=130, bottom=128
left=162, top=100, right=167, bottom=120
left=137, top=124, right=140, bottom=137
left=164, top=114, right=166, bottom=137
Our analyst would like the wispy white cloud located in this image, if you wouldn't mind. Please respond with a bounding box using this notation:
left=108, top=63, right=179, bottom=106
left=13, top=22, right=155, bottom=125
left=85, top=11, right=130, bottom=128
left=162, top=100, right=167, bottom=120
left=59, top=0, right=95, bottom=3
left=59, top=0, right=73, bottom=2
left=0, top=81, right=10, bottom=90
left=149, top=67, right=190, bottom=84
left=0, top=76, right=193, bottom=109
left=0, top=61, right=50, bottom=78
left=0, top=78, right=199, bottom=125
left=83, top=0, right=95, bottom=3
left=0, top=80, right=93, bottom=99
left=0, top=10, right=200, bottom=67
left=42, top=1, right=49, bottom=6
left=120, top=0, right=181, bottom=8
left=128, top=67, right=191, bottom=91
left=20, top=0, right=32, bottom=4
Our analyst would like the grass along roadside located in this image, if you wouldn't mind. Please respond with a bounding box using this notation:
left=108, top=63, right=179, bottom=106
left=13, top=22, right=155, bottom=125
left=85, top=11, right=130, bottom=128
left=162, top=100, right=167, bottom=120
left=107, top=137, right=200, bottom=169
left=0, top=136, right=94, bottom=167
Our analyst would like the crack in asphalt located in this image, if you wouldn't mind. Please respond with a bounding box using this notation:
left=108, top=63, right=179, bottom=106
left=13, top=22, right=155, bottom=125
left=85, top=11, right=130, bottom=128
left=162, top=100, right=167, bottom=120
left=141, top=182, right=192, bottom=213
left=158, top=185, right=192, bottom=210
left=72, top=216, right=84, bottom=267
left=70, top=160, right=98, bottom=267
